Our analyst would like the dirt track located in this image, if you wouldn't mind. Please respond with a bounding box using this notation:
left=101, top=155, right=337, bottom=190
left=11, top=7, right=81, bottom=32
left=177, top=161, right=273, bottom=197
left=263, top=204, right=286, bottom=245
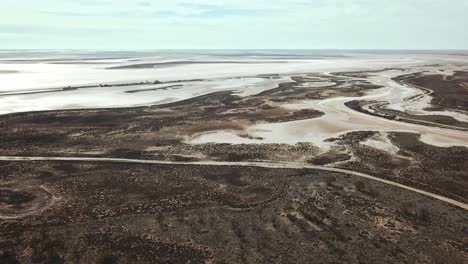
left=1, top=155, right=466, bottom=211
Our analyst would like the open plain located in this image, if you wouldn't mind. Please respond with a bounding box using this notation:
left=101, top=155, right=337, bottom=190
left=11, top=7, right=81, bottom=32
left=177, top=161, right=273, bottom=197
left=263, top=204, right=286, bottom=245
left=0, top=51, right=467, bottom=263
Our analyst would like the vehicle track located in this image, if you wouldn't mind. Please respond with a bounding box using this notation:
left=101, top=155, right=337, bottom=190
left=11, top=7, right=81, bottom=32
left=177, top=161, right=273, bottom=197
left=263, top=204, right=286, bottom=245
left=1, top=156, right=467, bottom=211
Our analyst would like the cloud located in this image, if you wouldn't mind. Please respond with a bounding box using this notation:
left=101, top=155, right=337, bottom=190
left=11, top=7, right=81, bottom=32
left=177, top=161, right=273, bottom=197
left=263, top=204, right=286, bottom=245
left=39, top=11, right=106, bottom=17
left=138, top=1, right=152, bottom=7
left=0, top=24, right=109, bottom=35
left=178, top=2, right=273, bottom=18
left=1, top=0, right=467, bottom=49
left=33, top=1, right=269, bottom=19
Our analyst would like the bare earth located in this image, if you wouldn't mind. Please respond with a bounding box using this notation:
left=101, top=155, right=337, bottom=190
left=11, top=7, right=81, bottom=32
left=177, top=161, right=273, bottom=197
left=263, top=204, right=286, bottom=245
left=0, top=54, right=467, bottom=263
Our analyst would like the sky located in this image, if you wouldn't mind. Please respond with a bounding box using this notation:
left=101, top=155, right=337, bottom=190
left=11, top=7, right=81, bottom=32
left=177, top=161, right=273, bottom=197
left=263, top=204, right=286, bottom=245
left=1, top=0, right=468, bottom=50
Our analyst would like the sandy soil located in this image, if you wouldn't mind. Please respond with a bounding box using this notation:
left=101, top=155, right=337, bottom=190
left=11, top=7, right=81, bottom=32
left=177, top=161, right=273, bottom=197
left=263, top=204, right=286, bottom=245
left=1, top=161, right=467, bottom=264
left=0, top=77, right=289, bottom=115
left=191, top=67, right=468, bottom=151
left=1, top=52, right=468, bottom=264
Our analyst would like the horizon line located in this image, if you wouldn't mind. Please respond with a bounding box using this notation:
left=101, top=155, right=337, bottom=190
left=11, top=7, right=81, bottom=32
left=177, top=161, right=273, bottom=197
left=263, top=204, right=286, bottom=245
left=1, top=48, right=468, bottom=52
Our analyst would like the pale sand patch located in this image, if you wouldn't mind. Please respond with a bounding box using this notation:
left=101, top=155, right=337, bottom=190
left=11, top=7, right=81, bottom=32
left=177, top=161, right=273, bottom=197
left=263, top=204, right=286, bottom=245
left=372, top=68, right=468, bottom=123
left=190, top=131, right=263, bottom=145
left=296, top=81, right=337, bottom=88
left=230, top=76, right=293, bottom=97
left=0, top=53, right=454, bottom=92
left=191, top=68, right=468, bottom=151
left=361, top=132, right=400, bottom=154
left=0, top=70, right=19, bottom=74
left=0, top=76, right=289, bottom=115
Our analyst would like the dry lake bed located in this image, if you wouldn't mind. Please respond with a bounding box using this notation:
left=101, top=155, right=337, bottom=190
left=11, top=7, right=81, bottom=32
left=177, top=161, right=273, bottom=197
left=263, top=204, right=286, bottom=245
left=0, top=50, right=467, bottom=264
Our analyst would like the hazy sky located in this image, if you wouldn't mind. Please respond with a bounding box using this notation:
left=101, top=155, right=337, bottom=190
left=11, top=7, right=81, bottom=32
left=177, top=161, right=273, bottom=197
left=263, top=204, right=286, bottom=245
left=1, top=0, right=467, bottom=50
